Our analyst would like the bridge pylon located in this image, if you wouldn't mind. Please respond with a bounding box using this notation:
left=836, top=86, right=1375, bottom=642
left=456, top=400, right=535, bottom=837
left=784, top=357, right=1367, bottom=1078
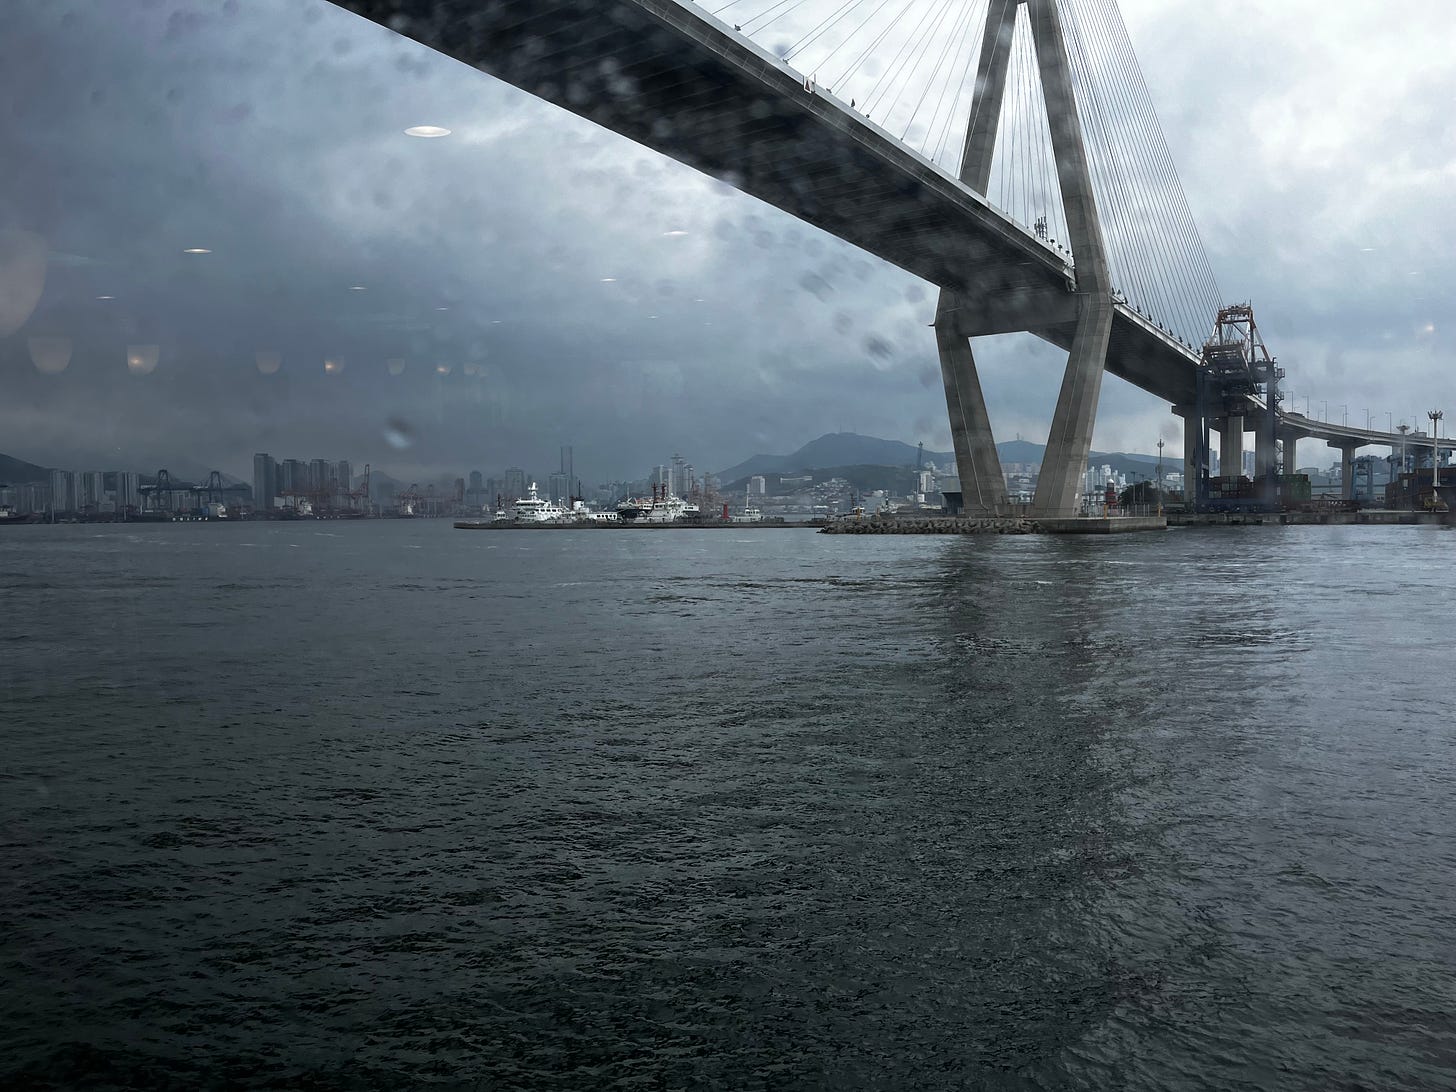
left=936, top=0, right=1114, bottom=517
left=933, top=0, right=1016, bottom=515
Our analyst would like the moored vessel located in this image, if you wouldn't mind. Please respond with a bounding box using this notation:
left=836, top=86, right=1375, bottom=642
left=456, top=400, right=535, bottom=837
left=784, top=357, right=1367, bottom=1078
left=618, top=482, right=697, bottom=523
left=508, top=482, right=571, bottom=523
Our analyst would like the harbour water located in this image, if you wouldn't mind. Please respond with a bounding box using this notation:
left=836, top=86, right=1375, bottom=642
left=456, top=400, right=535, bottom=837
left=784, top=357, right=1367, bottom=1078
left=3, top=521, right=1454, bottom=1090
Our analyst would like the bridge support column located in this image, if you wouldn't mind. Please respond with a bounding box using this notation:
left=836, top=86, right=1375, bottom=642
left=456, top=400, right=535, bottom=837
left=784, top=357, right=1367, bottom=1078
left=1219, top=416, right=1244, bottom=478
left=936, top=292, right=1005, bottom=514
left=1333, top=443, right=1357, bottom=500
left=1027, top=0, right=1114, bottom=518
left=1281, top=434, right=1297, bottom=476
left=1182, top=418, right=1199, bottom=503
left=1255, top=426, right=1277, bottom=478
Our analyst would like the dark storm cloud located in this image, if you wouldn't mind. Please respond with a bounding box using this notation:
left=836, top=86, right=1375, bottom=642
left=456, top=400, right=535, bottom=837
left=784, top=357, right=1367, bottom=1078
left=3, top=0, right=979, bottom=480
left=2, top=0, right=1451, bottom=483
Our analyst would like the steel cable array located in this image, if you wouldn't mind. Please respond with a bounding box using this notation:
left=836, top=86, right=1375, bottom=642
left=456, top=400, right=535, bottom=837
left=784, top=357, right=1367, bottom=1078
left=701, top=0, right=1222, bottom=344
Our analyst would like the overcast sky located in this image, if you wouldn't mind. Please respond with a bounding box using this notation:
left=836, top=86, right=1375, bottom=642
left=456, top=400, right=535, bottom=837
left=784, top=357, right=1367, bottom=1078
left=1, top=0, right=1452, bottom=484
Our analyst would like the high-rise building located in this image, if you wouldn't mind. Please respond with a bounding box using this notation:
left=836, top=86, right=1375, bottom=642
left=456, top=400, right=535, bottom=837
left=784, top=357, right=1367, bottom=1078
left=1, top=483, right=46, bottom=514
left=547, top=472, right=570, bottom=503
left=253, top=453, right=277, bottom=511
left=113, top=472, right=141, bottom=513
left=78, top=471, right=106, bottom=512
left=335, top=460, right=353, bottom=498
left=504, top=467, right=527, bottom=500
left=49, top=470, right=75, bottom=513
left=279, top=459, right=307, bottom=496
left=309, top=458, right=333, bottom=496
left=468, top=470, right=483, bottom=498
left=749, top=475, right=766, bottom=495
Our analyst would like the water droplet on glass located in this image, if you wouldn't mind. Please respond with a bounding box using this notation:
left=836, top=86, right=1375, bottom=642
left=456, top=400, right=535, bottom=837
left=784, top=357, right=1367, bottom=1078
left=255, top=350, right=281, bottom=375
left=28, top=335, right=71, bottom=374
left=383, top=418, right=414, bottom=449
left=1, top=229, right=48, bottom=337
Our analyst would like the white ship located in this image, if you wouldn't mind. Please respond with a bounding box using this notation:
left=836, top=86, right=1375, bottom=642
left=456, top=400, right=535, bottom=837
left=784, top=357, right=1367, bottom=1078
left=731, top=488, right=764, bottom=523
left=509, top=482, right=571, bottom=523
left=617, top=483, right=698, bottom=523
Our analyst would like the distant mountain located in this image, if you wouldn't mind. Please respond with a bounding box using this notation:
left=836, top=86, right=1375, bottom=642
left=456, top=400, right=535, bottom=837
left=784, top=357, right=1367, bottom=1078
left=995, top=439, right=1049, bottom=464
left=1000, top=441, right=1169, bottom=479
left=0, top=452, right=50, bottom=484
left=717, top=433, right=955, bottom=481
left=720, top=464, right=921, bottom=496
left=718, top=433, right=1171, bottom=483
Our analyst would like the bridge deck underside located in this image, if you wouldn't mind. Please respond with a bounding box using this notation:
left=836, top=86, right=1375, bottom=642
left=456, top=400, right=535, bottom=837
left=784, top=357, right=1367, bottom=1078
left=338, top=0, right=1197, bottom=405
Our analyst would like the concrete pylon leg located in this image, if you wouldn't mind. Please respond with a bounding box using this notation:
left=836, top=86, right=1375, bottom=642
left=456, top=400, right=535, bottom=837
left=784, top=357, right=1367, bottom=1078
left=933, top=0, right=1012, bottom=518
left=1032, top=296, right=1115, bottom=515
left=1282, top=435, right=1297, bottom=476
left=958, top=0, right=1017, bottom=193
left=1219, top=416, right=1244, bottom=478
left=936, top=290, right=1004, bottom=514
left=1026, top=0, right=1114, bottom=518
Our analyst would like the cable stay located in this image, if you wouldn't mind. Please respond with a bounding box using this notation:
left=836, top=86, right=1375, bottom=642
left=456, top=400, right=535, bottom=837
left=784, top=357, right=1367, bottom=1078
left=713, top=0, right=1221, bottom=342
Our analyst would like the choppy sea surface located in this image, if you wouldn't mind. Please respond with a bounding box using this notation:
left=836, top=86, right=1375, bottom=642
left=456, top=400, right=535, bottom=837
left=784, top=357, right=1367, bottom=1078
left=3, top=520, right=1454, bottom=1090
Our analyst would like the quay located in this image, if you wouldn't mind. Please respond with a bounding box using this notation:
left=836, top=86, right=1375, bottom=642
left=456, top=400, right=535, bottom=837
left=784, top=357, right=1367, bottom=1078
left=453, top=521, right=816, bottom=531
left=1169, top=509, right=1454, bottom=527
left=820, top=515, right=1166, bottom=535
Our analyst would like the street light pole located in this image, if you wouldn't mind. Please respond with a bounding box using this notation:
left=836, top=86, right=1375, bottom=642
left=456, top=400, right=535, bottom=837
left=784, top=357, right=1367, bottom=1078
left=1430, top=410, right=1444, bottom=490
left=1157, top=438, right=1165, bottom=508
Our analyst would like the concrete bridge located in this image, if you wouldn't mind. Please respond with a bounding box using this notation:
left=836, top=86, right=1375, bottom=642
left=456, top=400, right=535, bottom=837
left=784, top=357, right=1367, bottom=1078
left=334, top=0, right=1428, bottom=512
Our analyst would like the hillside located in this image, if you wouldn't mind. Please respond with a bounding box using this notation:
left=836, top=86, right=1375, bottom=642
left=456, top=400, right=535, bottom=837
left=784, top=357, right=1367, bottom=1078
left=717, top=433, right=1169, bottom=482
left=0, top=452, right=50, bottom=484
left=721, top=463, right=920, bottom=496
left=718, top=433, right=954, bottom=481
